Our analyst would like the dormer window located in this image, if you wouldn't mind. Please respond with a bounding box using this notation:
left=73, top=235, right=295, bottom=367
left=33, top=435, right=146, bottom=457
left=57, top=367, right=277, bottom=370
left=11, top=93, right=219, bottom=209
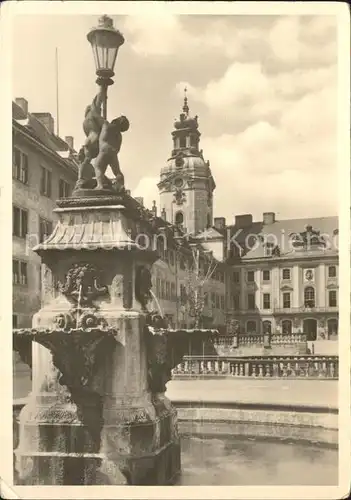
left=290, top=225, right=325, bottom=250
left=265, top=242, right=274, bottom=257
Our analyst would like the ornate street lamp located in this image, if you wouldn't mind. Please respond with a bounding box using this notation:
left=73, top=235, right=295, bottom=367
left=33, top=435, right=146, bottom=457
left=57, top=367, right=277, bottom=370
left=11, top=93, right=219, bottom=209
left=87, top=15, right=125, bottom=119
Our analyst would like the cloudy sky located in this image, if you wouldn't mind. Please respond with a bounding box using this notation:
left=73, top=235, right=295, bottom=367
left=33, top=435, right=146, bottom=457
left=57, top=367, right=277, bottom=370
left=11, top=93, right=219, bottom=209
left=12, top=12, right=339, bottom=222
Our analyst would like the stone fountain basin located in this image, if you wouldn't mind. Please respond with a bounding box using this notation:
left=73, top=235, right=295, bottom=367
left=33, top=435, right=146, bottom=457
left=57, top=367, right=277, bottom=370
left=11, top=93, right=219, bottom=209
left=13, top=394, right=338, bottom=486
left=13, top=364, right=338, bottom=486
left=167, top=378, right=338, bottom=485
left=176, top=431, right=337, bottom=485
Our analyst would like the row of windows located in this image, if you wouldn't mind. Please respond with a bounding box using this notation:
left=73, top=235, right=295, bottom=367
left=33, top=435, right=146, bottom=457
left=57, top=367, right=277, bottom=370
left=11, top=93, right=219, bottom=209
left=174, top=135, right=198, bottom=149
left=13, top=206, right=53, bottom=243
left=155, top=280, right=226, bottom=312
left=233, top=266, right=337, bottom=284
left=230, top=288, right=338, bottom=311
left=13, top=149, right=71, bottom=198
left=155, top=278, right=176, bottom=301
left=245, top=318, right=338, bottom=335
left=209, top=292, right=225, bottom=310
left=156, top=245, right=225, bottom=284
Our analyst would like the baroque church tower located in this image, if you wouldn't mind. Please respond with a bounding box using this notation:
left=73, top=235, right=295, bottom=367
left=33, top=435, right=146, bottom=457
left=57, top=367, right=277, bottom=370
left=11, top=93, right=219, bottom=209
left=158, top=89, right=216, bottom=236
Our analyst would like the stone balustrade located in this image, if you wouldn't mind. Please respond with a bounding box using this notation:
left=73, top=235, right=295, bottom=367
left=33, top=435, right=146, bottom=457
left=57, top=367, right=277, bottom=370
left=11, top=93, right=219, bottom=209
left=271, top=333, right=307, bottom=344
left=172, top=355, right=338, bottom=379
left=211, top=332, right=307, bottom=349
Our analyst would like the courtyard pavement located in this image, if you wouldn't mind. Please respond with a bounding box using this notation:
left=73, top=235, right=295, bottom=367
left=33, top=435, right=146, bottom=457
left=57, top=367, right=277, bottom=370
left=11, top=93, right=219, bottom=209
left=166, top=378, right=338, bottom=409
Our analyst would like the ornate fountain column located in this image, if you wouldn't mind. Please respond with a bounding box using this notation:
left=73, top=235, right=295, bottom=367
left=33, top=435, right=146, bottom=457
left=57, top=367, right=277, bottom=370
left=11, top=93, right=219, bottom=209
left=14, top=191, right=214, bottom=485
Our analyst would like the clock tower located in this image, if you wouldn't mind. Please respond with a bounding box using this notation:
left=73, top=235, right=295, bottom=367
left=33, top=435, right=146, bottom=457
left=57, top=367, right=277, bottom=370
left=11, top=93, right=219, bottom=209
left=158, top=89, right=216, bottom=235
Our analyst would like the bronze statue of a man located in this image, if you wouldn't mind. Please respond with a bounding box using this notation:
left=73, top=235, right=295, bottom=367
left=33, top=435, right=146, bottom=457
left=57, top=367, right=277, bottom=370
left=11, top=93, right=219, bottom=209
left=77, top=89, right=105, bottom=186
left=94, top=115, right=129, bottom=191
left=76, top=87, right=129, bottom=192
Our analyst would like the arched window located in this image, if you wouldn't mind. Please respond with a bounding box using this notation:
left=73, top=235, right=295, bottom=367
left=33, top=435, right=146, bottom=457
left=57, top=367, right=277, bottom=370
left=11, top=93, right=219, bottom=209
left=327, top=318, right=338, bottom=337
left=246, top=320, right=257, bottom=334
left=262, top=320, right=271, bottom=334
left=304, top=287, right=315, bottom=308
left=282, top=319, right=292, bottom=335
left=175, top=211, right=184, bottom=226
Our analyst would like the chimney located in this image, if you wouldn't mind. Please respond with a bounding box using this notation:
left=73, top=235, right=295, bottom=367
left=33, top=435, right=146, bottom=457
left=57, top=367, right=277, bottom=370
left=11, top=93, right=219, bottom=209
left=214, top=217, right=226, bottom=231
left=15, top=98, right=28, bottom=116
left=32, top=112, right=55, bottom=134
left=263, top=212, right=275, bottom=225
left=161, top=208, right=167, bottom=221
left=65, top=136, right=74, bottom=150
left=152, top=200, right=157, bottom=217
left=234, top=214, right=253, bottom=227
left=135, top=197, right=144, bottom=207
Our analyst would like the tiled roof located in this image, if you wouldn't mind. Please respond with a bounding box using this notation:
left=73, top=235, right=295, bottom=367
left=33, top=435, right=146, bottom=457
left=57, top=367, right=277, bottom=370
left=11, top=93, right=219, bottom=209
left=12, top=100, right=78, bottom=174
left=228, top=216, right=338, bottom=260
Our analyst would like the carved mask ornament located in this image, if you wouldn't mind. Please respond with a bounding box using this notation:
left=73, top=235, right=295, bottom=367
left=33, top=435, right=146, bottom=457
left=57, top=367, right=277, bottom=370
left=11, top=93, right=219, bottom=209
left=60, top=263, right=108, bottom=307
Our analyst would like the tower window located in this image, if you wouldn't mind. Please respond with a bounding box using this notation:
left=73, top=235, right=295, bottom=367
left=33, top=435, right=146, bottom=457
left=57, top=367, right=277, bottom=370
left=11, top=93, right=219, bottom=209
left=179, top=137, right=186, bottom=148
left=175, top=211, right=184, bottom=226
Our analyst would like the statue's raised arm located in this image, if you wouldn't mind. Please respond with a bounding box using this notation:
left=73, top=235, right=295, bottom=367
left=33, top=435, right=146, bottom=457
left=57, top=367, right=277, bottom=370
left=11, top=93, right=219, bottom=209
left=90, top=87, right=105, bottom=117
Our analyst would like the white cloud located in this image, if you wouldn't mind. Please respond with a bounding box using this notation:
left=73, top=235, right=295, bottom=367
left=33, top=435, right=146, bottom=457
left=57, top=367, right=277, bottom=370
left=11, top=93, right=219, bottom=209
left=132, top=176, right=159, bottom=211
left=123, top=13, right=181, bottom=57
left=124, top=14, right=336, bottom=67
left=269, top=17, right=301, bottom=63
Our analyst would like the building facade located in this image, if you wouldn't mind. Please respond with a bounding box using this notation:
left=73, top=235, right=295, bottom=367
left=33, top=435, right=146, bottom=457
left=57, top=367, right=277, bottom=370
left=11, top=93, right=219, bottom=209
left=227, top=213, right=339, bottom=341
left=12, top=97, right=78, bottom=329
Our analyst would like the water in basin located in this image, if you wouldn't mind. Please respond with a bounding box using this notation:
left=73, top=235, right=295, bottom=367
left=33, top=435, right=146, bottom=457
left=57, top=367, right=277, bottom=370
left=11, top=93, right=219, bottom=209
left=177, top=434, right=337, bottom=485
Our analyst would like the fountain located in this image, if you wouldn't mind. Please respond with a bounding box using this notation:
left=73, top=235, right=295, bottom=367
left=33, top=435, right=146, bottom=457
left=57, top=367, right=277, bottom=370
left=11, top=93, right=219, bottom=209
left=12, top=15, right=216, bottom=486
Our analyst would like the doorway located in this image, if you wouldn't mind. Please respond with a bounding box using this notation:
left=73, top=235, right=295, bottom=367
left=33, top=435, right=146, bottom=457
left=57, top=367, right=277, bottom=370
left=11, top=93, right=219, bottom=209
left=303, top=318, right=317, bottom=341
